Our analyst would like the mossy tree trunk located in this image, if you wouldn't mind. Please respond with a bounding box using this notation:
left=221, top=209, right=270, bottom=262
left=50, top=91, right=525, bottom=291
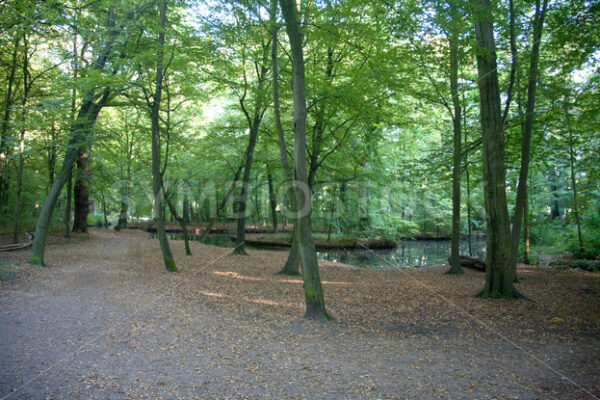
left=30, top=87, right=111, bottom=265
left=472, top=0, right=522, bottom=299
left=280, top=0, right=331, bottom=320
left=30, top=3, right=116, bottom=264
left=151, top=0, right=177, bottom=272
left=271, top=0, right=300, bottom=276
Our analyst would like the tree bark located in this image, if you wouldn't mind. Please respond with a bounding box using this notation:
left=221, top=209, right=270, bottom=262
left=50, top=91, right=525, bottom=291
left=164, top=185, right=191, bottom=256
left=447, top=0, right=463, bottom=275
left=13, top=33, right=30, bottom=243
left=280, top=0, right=331, bottom=320
left=151, top=0, right=177, bottom=272
left=233, top=120, right=261, bottom=255
left=472, top=0, right=522, bottom=299
left=566, top=104, right=584, bottom=252
left=0, top=34, right=20, bottom=217
left=64, top=169, right=72, bottom=237
left=233, top=56, right=268, bottom=254
left=267, top=170, right=278, bottom=232
left=271, top=0, right=300, bottom=276
left=72, top=149, right=90, bottom=233
left=30, top=6, right=117, bottom=265
left=508, top=0, right=548, bottom=279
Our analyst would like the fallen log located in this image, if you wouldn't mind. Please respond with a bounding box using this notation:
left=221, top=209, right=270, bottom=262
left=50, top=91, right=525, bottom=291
left=0, top=232, right=34, bottom=252
left=448, top=255, right=486, bottom=272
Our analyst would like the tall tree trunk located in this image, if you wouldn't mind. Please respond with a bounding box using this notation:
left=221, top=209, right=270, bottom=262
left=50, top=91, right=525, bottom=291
left=72, top=149, right=90, bottom=233
left=508, top=0, right=548, bottom=279
left=183, top=192, right=190, bottom=223
left=164, top=185, right=191, bottom=256
left=13, top=34, right=29, bottom=243
left=64, top=169, right=72, bottom=237
left=0, top=35, right=21, bottom=219
left=115, top=132, right=133, bottom=231
left=566, top=106, right=584, bottom=252
left=151, top=0, right=177, bottom=272
left=267, top=170, right=278, bottom=232
left=464, top=115, right=473, bottom=257
left=523, top=188, right=530, bottom=264
left=448, top=0, right=463, bottom=274
left=233, top=52, right=268, bottom=254
left=233, top=121, right=261, bottom=255
left=101, top=189, right=108, bottom=227
left=271, top=0, right=300, bottom=275
left=64, top=35, right=78, bottom=238
left=549, top=170, right=561, bottom=219
left=472, top=0, right=522, bottom=299
left=280, top=0, right=331, bottom=320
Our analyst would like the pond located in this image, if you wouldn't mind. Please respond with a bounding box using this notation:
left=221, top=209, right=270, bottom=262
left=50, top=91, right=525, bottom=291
left=316, top=240, right=485, bottom=269
left=160, top=233, right=486, bottom=269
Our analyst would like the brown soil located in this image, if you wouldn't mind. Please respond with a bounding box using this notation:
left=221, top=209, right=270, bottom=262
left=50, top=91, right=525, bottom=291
left=0, top=229, right=599, bottom=399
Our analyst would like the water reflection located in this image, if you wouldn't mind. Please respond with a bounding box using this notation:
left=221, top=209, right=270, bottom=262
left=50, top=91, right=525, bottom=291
left=317, top=240, right=486, bottom=269
left=159, top=233, right=485, bottom=270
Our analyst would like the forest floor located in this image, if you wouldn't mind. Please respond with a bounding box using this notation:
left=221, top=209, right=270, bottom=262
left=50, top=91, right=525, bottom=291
left=0, top=229, right=599, bottom=399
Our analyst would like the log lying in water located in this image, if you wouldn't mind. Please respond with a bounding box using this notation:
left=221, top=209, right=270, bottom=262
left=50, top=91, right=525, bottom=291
left=0, top=232, right=34, bottom=252
left=448, top=255, right=486, bottom=272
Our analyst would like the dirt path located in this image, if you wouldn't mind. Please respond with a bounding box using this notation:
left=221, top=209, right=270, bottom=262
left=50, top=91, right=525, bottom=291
left=1, top=229, right=599, bottom=399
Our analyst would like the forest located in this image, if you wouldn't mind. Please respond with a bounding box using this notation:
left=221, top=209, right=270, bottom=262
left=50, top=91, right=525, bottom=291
left=0, top=0, right=599, bottom=398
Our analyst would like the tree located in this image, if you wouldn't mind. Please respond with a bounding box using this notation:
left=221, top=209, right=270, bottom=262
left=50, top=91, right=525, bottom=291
left=508, top=0, right=548, bottom=279
left=151, top=0, right=178, bottom=272
left=471, top=0, right=522, bottom=299
left=30, top=4, right=119, bottom=265
left=279, top=0, right=331, bottom=321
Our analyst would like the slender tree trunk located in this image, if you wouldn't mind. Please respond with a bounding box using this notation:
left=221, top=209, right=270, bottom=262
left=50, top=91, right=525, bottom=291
left=472, top=0, right=522, bottom=299
left=200, top=165, right=243, bottom=242
left=183, top=192, right=190, bottom=223
left=151, top=0, right=177, bottom=272
left=0, top=35, right=20, bottom=216
left=13, top=133, right=25, bottom=243
left=64, top=169, right=72, bottom=237
left=101, top=189, right=108, bottom=227
left=267, top=170, right=278, bottom=232
left=549, top=170, right=561, bottom=219
left=164, top=186, right=191, bottom=256
left=13, top=35, right=29, bottom=243
left=280, top=0, right=331, bottom=320
left=566, top=110, right=584, bottom=251
left=465, top=118, right=473, bottom=257
left=72, top=149, right=90, bottom=232
left=508, top=0, right=548, bottom=279
left=448, top=0, right=463, bottom=274
left=523, top=188, right=530, bottom=264
left=64, top=36, right=77, bottom=238
left=233, top=123, right=260, bottom=255
left=271, top=0, right=300, bottom=275
left=115, top=133, right=133, bottom=231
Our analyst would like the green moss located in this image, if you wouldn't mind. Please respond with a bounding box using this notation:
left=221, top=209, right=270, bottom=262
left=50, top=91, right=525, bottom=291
left=304, top=287, right=315, bottom=299
left=164, top=257, right=179, bottom=272
left=29, top=256, right=44, bottom=266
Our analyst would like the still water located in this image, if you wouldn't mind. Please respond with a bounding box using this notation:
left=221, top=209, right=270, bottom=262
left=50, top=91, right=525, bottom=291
left=163, top=234, right=485, bottom=270
left=316, top=240, right=485, bottom=269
